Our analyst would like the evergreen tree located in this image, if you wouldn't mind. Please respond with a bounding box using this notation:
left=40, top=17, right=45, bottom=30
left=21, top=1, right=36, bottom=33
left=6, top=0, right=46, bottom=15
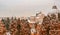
left=5, top=17, right=10, bottom=30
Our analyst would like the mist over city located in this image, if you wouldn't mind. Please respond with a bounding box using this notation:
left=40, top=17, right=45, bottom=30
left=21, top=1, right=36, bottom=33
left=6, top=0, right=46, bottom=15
left=0, top=0, right=60, bottom=17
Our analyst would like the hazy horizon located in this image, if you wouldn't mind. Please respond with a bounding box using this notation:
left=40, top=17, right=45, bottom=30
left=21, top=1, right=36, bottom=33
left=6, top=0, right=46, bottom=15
left=0, top=0, right=60, bottom=17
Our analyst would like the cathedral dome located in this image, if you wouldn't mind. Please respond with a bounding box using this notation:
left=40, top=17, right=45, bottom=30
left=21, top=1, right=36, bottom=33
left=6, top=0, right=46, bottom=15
left=52, top=5, right=57, bottom=9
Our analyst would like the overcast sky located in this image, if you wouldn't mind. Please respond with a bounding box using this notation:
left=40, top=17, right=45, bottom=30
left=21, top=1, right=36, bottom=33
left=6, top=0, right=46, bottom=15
left=0, top=0, right=60, bottom=17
